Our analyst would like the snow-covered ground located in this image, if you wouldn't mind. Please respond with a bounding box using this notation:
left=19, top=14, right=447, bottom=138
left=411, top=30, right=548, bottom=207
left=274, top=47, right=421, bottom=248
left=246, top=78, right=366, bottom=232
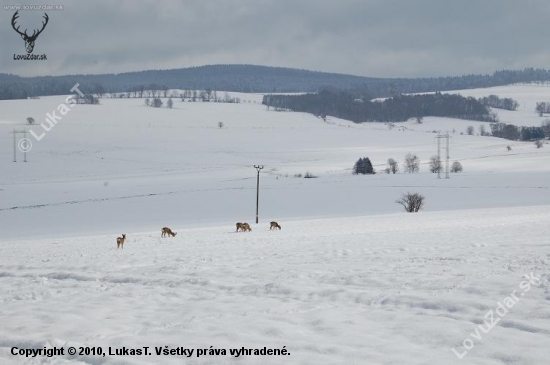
left=0, top=206, right=548, bottom=364
left=0, top=86, right=549, bottom=364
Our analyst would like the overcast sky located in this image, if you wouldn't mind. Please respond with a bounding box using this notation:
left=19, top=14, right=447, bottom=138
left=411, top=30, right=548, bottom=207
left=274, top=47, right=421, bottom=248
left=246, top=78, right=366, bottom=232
left=2, top=0, right=550, bottom=78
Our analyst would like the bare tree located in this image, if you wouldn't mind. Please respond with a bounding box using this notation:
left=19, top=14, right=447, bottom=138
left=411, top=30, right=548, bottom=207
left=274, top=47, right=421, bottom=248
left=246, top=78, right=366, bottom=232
left=404, top=153, right=420, bottom=173
left=218, top=121, right=224, bottom=129
left=535, top=140, right=544, bottom=148
left=479, top=124, right=487, bottom=136
left=467, top=126, right=474, bottom=135
left=167, top=97, right=173, bottom=109
left=450, top=161, right=463, bottom=173
left=387, top=158, right=398, bottom=174
left=396, top=192, right=425, bottom=213
left=507, top=145, right=512, bottom=151
left=144, top=98, right=150, bottom=107
left=429, top=155, right=442, bottom=173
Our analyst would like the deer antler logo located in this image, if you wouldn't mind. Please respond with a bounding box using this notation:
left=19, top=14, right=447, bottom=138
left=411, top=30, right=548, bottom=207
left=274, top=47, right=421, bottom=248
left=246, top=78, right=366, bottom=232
left=11, top=11, right=49, bottom=54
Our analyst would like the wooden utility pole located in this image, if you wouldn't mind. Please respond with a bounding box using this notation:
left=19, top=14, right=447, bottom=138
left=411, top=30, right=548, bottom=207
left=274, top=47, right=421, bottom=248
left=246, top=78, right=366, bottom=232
left=254, top=165, right=264, bottom=224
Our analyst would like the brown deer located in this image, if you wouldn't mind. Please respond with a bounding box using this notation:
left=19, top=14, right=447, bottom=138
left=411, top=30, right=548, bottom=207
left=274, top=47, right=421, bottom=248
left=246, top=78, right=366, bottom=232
left=236, top=222, right=252, bottom=232
left=11, top=11, right=49, bottom=54
left=270, top=221, right=281, bottom=230
left=116, top=234, right=126, bottom=249
left=161, top=227, right=177, bottom=237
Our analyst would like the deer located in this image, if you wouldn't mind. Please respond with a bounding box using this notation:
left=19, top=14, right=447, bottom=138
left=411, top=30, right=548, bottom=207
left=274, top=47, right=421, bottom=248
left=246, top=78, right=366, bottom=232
left=116, top=234, right=126, bottom=249
left=11, top=11, right=49, bottom=54
left=161, top=227, right=177, bottom=237
left=236, top=222, right=252, bottom=232
left=270, top=221, right=281, bottom=230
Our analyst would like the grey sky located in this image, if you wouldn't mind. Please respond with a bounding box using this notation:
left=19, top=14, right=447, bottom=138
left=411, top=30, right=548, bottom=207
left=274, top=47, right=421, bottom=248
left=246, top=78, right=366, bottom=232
left=2, top=0, right=550, bottom=78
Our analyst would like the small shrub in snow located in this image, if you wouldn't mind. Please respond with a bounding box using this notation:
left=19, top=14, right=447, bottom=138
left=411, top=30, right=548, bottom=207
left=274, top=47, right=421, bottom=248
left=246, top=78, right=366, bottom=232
left=396, top=192, right=425, bottom=213
left=451, top=161, right=463, bottom=173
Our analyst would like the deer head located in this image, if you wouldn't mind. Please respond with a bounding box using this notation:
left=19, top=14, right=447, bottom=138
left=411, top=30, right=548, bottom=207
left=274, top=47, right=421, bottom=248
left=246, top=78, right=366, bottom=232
left=11, top=11, right=49, bottom=54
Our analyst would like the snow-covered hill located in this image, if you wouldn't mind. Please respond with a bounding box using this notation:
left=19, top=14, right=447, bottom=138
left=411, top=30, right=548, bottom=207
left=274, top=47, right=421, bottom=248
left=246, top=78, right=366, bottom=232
left=1, top=87, right=549, bottom=240
left=1, top=84, right=549, bottom=364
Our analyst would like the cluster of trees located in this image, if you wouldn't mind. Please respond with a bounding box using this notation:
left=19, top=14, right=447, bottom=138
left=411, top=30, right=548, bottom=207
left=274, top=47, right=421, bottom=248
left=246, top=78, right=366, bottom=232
left=110, top=87, right=242, bottom=104
left=5, top=66, right=550, bottom=100
left=353, top=154, right=463, bottom=175
left=535, top=102, right=550, bottom=116
left=179, top=90, right=241, bottom=103
left=479, top=95, right=519, bottom=111
left=490, top=121, right=550, bottom=141
left=145, top=97, right=174, bottom=108
left=264, top=90, right=493, bottom=123
left=71, top=94, right=99, bottom=105
left=352, top=158, right=374, bottom=174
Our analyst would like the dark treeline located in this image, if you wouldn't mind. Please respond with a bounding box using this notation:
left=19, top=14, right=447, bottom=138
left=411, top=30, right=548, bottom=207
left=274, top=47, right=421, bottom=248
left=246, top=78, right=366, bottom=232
left=491, top=122, right=550, bottom=141
left=4, top=65, right=550, bottom=100
left=263, top=90, right=493, bottom=123
left=479, top=95, right=519, bottom=111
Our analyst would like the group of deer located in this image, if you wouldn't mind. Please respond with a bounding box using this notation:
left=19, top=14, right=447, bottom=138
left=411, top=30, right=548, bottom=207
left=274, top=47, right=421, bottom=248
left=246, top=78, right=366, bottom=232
left=117, top=222, right=280, bottom=249
left=116, top=227, right=176, bottom=249
left=236, top=221, right=281, bottom=232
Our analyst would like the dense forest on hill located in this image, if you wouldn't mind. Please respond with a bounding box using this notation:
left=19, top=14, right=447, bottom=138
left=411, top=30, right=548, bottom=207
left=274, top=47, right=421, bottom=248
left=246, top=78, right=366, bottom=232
left=3, top=65, right=550, bottom=100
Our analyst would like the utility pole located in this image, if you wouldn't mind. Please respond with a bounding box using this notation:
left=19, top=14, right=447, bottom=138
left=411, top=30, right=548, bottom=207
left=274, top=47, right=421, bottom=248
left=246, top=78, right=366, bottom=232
left=254, top=165, right=264, bottom=224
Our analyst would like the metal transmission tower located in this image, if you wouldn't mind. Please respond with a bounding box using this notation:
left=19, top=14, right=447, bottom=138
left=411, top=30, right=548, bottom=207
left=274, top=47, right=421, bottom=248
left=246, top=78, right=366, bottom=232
left=435, top=133, right=451, bottom=179
left=254, top=165, right=264, bottom=224
left=445, top=133, right=450, bottom=178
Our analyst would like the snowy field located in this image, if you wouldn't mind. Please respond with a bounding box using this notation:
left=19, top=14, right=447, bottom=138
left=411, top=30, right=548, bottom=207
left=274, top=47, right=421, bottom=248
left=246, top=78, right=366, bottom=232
left=1, top=85, right=550, bottom=364
left=0, top=206, right=549, bottom=364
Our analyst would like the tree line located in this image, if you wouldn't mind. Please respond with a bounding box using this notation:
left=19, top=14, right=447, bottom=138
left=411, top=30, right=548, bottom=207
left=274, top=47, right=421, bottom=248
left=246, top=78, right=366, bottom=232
left=479, top=95, right=519, bottom=111
left=490, top=121, right=550, bottom=141
left=263, top=90, right=493, bottom=123
left=4, top=65, right=550, bottom=100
